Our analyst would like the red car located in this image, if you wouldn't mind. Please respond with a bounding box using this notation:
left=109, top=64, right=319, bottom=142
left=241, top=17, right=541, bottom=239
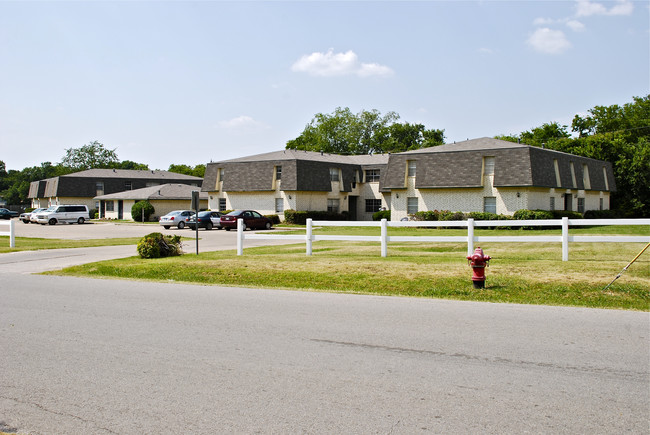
left=220, top=210, right=272, bottom=231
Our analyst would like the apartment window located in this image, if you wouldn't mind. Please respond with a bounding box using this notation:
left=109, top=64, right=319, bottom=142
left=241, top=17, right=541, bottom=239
left=327, top=199, right=340, bottom=214
left=407, top=197, right=418, bottom=215
left=553, top=159, right=562, bottom=187
left=582, top=164, right=591, bottom=190
left=570, top=162, right=577, bottom=188
left=275, top=166, right=282, bottom=180
left=577, top=197, right=585, bottom=214
left=330, top=168, right=340, bottom=182
left=407, top=161, right=416, bottom=177
left=275, top=198, right=283, bottom=213
left=218, top=198, right=227, bottom=211
left=365, top=169, right=380, bottom=182
left=125, top=181, right=133, bottom=190
left=105, top=201, right=114, bottom=212
left=95, top=201, right=100, bottom=210
left=96, top=181, right=104, bottom=196
left=550, top=197, right=555, bottom=211
left=602, top=167, right=609, bottom=190
left=219, top=168, right=225, bottom=182
left=599, top=198, right=604, bottom=210
left=145, top=182, right=159, bottom=188
left=484, top=157, right=495, bottom=176
left=484, top=197, right=497, bottom=214
left=365, top=199, right=382, bottom=213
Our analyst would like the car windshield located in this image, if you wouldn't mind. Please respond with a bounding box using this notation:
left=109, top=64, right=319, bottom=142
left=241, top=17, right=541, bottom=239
left=43, top=207, right=56, bottom=212
left=227, top=210, right=244, bottom=216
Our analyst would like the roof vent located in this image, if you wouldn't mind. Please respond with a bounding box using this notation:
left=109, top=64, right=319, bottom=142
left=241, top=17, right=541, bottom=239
left=113, top=169, right=116, bottom=172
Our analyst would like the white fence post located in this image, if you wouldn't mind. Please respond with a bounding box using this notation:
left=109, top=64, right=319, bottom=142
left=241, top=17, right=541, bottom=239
left=237, top=218, right=244, bottom=256
left=306, top=218, right=313, bottom=256
left=9, top=220, right=15, bottom=248
left=381, top=219, right=388, bottom=257
left=467, top=218, right=474, bottom=256
left=562, top=217, right=569, bottom=261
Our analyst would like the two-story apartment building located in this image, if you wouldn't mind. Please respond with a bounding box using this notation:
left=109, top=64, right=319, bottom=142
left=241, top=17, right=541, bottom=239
left=202, top=137, right=616, bottom=221
left=29, top=169, right=203, bottom=217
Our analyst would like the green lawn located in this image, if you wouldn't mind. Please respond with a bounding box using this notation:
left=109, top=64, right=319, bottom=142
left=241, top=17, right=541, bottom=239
left=0, top=237, right=142, bottom=253
left=49, top=234, right=650, bottom=310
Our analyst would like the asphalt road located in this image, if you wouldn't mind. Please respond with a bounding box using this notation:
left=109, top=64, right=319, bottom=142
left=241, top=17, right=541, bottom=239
left=0, top=221, right=649, bottom=434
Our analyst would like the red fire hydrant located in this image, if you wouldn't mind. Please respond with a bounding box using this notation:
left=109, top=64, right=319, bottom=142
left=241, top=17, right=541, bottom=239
left=467, top=247, right=491, bottom=289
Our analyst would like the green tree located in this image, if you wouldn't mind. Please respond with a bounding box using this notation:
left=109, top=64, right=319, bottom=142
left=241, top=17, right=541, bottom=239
left=131, top=200, right=155, bottom=222
left=286, top=107, right=444, bottom=155
left=117, top=160, right=150, bottom=170
left=497, top=95, right=650, bottom=216
left=168, top=164, right=205, bottom=178
left=61, top=140, right=119, bottom=171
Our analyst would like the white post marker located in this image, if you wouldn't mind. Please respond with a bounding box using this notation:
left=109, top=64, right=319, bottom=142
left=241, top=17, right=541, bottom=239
left=237, top=218, right=244, bottom=256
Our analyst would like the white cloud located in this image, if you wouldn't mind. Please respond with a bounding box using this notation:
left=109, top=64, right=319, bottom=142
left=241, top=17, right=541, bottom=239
left=291, top=49, right=394, bottom=78
left=565, top=19, right=586, bottom=32
left=575, top=0, right=634, bottom=17
left=216, top=116, right=264, bottom=129
left=527, top=28, right=572, bottom=54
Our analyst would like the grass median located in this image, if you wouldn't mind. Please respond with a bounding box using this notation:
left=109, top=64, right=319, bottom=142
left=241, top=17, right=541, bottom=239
left=48, top=232, right=649, bottom=310
left=0, top=236, right=142, bottom=253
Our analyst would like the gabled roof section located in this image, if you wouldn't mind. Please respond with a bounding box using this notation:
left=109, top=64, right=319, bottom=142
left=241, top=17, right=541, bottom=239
left=64, top=168, right=202, bottom=181
left=95, top=183, right=206, bottom=201
left=399, top=137, right=528, bottom=154
left=215, top=149, right=389, bottom=165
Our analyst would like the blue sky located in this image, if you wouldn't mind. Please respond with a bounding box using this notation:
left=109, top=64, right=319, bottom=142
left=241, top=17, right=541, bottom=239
left=1, top=0, right=647, bottom=171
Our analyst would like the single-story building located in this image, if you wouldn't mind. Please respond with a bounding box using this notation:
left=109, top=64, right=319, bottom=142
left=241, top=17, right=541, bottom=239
left=29, top=168, right=203, bottom=212
left=201, top=137, right=616, bottom=221
left=94, top=183, right=208, bottom=220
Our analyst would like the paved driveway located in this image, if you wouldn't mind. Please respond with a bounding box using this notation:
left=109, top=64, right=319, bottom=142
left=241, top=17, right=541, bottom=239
left=2, top=220, right=292, bottom=273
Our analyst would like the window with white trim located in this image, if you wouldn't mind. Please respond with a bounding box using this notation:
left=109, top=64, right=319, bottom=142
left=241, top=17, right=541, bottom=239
left=407, top=161, right=416, bottom=177
left=330, top=168, right=340, bottom=182
left=327, top=199, right=340, bottom=213
left=484, top=197, right=497, bottom=214
left=275, top=198, right=283, bottom=213
left=365, top=199, right=382, bottom=213
left=365, top=169, right=380, bottom=182
left=407, top=197, right=418, bottom=214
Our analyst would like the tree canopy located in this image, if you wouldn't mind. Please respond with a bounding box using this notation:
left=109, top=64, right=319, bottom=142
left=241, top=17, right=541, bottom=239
left=286, top=107, right=445, bottom=155
left=497, top=95, right=650, bottom=217
left=61, top=140, right=120, bottom=171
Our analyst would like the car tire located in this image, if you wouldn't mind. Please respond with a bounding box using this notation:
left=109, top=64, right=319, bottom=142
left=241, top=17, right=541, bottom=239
left=48, top=218, right=57, bottom=225
left=77, top=217, right=85, bottom=225
left=225, top=227, right=230, bottom=231
left=22, top=220, right=30, bottom=224
left=265, top=222, right=272, bottom=230
left=178, top=221, right=185, bottom=229
left=164, top=225, right=170, bottom=229
left=206, top=222, right=213, bottom=230
left=241, top=223, right=247, bottom=231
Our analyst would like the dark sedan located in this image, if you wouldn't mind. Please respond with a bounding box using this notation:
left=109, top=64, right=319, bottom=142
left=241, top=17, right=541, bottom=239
left=220, top=210, right=272, bottom=231
left=187, top=211, right=223, bottom=230
left=0, top=208, right=18, bottom=219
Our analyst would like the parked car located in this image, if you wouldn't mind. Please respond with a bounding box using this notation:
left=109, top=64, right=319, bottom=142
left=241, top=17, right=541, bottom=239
left=159, top=210, right=195, bottom=229
left=19, top=208, right=46, bottom=224
left=0, top=208, right=19, bottom=219
left=187, top=211, right=223, bottom=230
left=220, top=210, right=272, bottom=231
left=34, top=205, right=90, bottom=225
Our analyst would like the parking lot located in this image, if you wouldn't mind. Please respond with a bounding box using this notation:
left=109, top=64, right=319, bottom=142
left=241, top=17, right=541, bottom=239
left=12, top=219, right=210, bottom=240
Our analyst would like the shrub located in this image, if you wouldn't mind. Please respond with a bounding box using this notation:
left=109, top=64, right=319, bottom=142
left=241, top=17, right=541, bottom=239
left=550, top=210, right=583, bottom=219
left=89, top=209, right=98, bottom=219
left=584, top=209, right=621, bottom=219
left=372, top=210, right=391, bottom=221
left=412, top=211, right=439, bottom=221
left=266, top=214, right=281, bottom=225
left=132, top=201, right=155, bottom=222
left=137, top=232, right=183, bottom=259
left=283, top=209, right=348, bottom=225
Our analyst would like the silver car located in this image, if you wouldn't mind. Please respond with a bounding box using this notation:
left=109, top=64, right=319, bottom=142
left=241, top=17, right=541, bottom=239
left=19, top=208, right=47, bottom=224
left=159, top=210, right=195, bottom=229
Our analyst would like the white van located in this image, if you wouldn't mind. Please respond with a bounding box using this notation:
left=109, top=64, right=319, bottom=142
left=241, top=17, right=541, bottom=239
left=35, top=205, right=90, bottom=225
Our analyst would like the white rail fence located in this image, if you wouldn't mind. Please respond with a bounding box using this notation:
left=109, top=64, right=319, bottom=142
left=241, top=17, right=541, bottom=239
left=237, top=217, right=650, bottom=261
left=0, top=220, right=16, bottom=247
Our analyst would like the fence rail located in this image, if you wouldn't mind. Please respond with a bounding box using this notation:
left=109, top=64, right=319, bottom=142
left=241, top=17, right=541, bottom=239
left=0, top=220, right=16, bottom=247
left=237, top=217, right=650, bottom=261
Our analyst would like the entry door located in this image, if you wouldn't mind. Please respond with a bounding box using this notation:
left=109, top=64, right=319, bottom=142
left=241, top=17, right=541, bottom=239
left=564, top=194, right=572, bottom=211
left=348, top=196, right=357, bottom=220
left=118, top=200, right=124, bottom=219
